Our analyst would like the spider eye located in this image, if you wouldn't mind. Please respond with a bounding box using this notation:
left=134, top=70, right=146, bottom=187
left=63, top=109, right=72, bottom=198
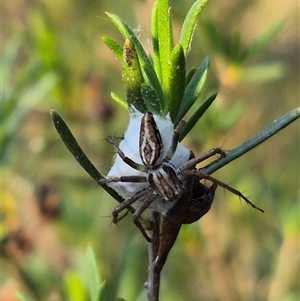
left=139, top=112, right=163, bottom=166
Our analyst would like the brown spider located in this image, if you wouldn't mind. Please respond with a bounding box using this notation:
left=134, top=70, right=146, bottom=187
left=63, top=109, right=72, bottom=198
left=99, top=111, right=263, bottom=242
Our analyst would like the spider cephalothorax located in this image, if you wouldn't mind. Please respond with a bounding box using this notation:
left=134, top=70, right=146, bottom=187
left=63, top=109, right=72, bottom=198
left=100, top=111, right=263, bottom=241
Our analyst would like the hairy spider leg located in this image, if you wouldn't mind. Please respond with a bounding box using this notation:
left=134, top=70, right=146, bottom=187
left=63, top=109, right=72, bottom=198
left=183, top=170, right=264, bottom=212
left=100, top=175, right=148, bottom=185
left=180, top=148, right=226, bottom=172
left=98, top=135, right=148, bottom=185
left=111, top=186, right=157, bottom=242
left=106, top=135, right=147, bottom=172
left=112, top=186, right=152, bottom=223
left=133, top=193, right=160, bottom=242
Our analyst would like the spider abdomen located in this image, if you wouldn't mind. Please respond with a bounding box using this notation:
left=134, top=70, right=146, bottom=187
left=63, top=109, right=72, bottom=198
left=148, top=163, right=180, bottom=202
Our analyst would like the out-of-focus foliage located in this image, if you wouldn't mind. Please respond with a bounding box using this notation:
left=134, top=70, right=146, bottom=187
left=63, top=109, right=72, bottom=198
left=1, top=0, right=299, bottom=301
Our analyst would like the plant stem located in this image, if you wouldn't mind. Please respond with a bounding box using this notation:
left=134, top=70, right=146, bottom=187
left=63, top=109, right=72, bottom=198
left=204, top=107, right=300, bottom=174
left=146, top=212, right=161, bottom=301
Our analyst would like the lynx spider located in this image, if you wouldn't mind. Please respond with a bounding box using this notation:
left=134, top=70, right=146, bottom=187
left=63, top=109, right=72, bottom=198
left=100, top=112, right=263, bottom=242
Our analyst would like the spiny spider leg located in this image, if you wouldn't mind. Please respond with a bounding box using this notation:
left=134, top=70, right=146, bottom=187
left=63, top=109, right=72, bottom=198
left=180, top=148, right=226, bottom=172
left=106, top=136, right=147, bottom=172
left=112, top=209, right=129, bottom=223
left=133, top=193, right=159, bottom=242
left=112, top=187, right=151, bottom=223
left=113, top=186, right=157, bottom=242
left=183, top=170, right=264, bottom=212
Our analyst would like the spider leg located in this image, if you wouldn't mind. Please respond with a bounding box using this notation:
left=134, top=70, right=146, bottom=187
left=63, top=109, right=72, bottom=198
left=180, top=148, right=226, bottom=172
left=106, top=135, right=147, bottom=172
left=112, top=187, right=151, bottom=223
left=133, top=193, right=159, bottom=242
left=165, top=120, right=186, bottom=161
left=183, top=170, right=264, bottom=212
left=113, top=209, right=129, bottom=223
left=99, top=175, right=147, bottom=185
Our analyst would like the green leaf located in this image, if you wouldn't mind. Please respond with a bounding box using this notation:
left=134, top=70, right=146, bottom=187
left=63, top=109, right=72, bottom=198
left=64, top=271, right=86, bottom=301
left=50, top=110, right=127, bottom=205
left=186, top=67, right=196, bottom=85
left=175, top=56, right=210, bottom=125
left=155, top=0, right=174, bottom=104
left=180, top=93, right=217, bottom=141
left=122, top=39, right=146, bottom=112
left=111, top=92, right=128, bottom=110
left=201, top=17, right=227, bottom=57
left=151, top=1, right=161, bottom=82
left=51, top=110, right=104, bottom=182
left=179, top=0, right=209, bottom=56
left=84, top=245, right=104, bottom=301
left=168, top=44, right=186, bottom=122
left=2, top=39, right=21, bottom=89
left=102, top=36, right=123, bottom=62
left=247, top=20, right=284, bottom=59
left=241, top=62, right=286, bottom=82
left=106, top=12, right=165, bottom=110
left=229, top=31, right=244, bottom=62
left=2, top=72, right=58, bottom=150
left=15, top=292, right=36, bottom=301
left=141, top=83, right=160, bottom=114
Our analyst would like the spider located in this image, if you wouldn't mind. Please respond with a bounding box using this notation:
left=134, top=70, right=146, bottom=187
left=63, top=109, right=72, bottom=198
left=99, top=111, right=263, bottom=242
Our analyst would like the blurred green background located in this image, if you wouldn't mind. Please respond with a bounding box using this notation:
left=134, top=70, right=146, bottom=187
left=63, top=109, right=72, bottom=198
left=2, top=0, right=299, bottom=300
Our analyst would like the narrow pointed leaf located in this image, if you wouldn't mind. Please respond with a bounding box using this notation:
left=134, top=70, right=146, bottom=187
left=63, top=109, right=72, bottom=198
left=106, top=12, right=165, bottom=110
left=50, top=110, right=126, bottom=205
left=84, top=245, right=101, bottom=301
left=168, top=44, right=186, bottom=122
left=229, top=32, right=244, bottom=62
left=241, top=62, right=285, bottom=82
left=175, top=56, right=210, bottom=124
left=247, top=20, right=284, bottom=59
left=51, top=110, right=104, bottom=182
left=201, top=17, right=227, bottom=57
left=204, top=107, right=300, bottom=174
left=179, top=0, right=209, bottom=56
left=122, top=39, right=146, bottom=112
left=101, top=36, right=123, bottom=62
left=151, top=1, right=161, bottom=82
left=179, top=93, right=217, bottom=141
left=141, top=83, right=160, bottom=114
left=64, top=271, right=86, bottom=301
left=111, top=92, right=128, bottom=110
left=156, top=0, right=174, bottom=103
left=186, top=67, right=196, bottom=85
left=16, top=292, right=36, bottom=301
